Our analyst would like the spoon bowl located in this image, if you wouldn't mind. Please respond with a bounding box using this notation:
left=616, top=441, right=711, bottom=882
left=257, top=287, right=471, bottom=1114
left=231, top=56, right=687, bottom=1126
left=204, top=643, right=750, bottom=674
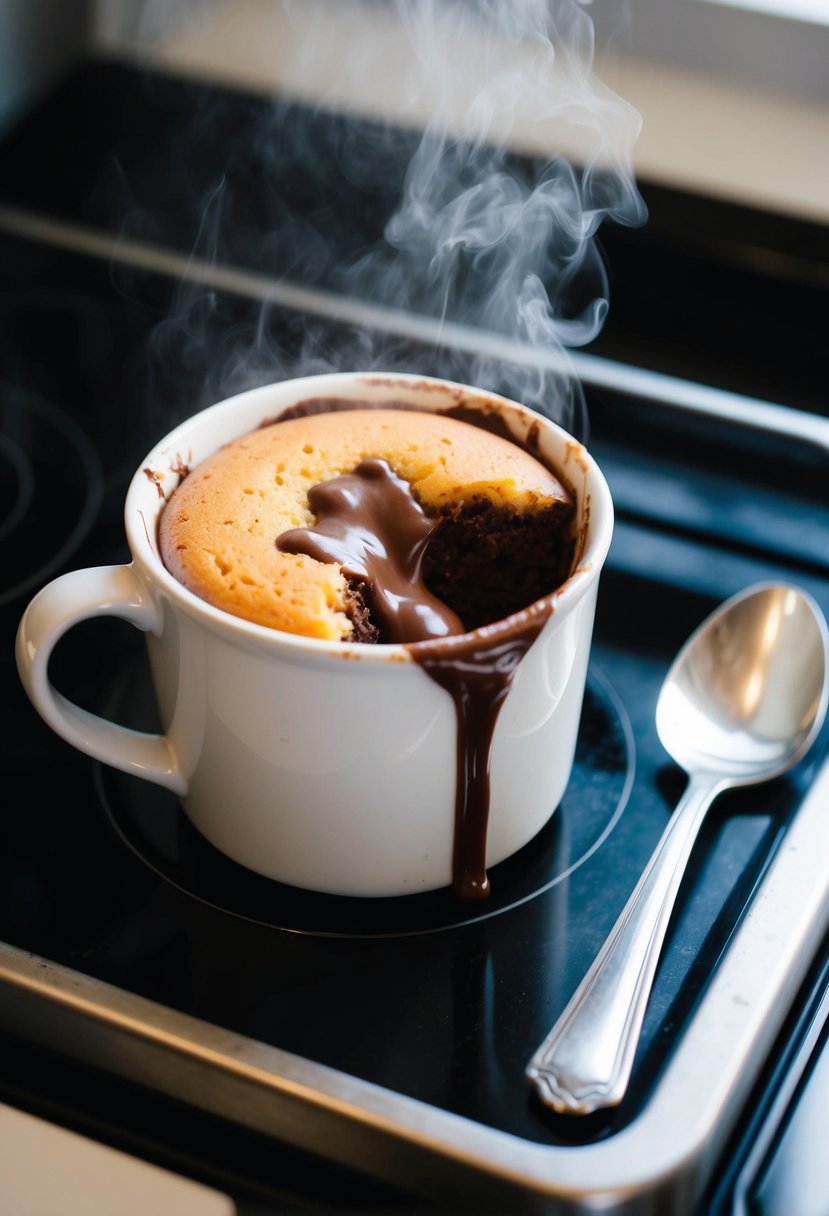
left=657, top=584, right=828, bottom=784
left=527, top=581, right=829, bottom=1116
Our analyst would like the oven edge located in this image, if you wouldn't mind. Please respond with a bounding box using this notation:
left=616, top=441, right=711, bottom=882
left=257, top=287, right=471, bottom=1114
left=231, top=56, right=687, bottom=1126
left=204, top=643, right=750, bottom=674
left=0, top=753, right=828, bottom=1215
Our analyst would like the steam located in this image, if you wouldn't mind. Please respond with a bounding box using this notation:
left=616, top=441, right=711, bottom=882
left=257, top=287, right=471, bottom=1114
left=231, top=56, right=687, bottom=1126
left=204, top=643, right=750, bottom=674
left=138, top=0, right=645, bottom=437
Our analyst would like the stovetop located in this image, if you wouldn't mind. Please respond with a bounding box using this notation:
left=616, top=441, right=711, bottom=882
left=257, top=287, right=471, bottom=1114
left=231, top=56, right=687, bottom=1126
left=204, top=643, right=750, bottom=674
left=1, top=59, right=829, bottom=1215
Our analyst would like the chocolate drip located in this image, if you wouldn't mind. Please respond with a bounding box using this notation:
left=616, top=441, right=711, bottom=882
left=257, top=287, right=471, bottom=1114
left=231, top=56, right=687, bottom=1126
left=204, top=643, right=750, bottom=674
left=275, top=453, right=557, bottom=900
left=410, top=614, right=546, bottom=900
left=276, top=458, right=463, bottom=644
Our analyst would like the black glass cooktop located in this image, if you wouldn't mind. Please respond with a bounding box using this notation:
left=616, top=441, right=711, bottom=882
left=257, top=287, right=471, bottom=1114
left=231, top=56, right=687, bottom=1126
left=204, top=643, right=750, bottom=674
left=8, top=233, right=811, bottom=1143
left=1, top=59, right=829, bottom=1214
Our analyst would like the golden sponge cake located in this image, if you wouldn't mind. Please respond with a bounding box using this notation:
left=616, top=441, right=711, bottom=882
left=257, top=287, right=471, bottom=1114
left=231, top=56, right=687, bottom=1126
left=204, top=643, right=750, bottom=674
left=158, top=407, right=574, bottom=642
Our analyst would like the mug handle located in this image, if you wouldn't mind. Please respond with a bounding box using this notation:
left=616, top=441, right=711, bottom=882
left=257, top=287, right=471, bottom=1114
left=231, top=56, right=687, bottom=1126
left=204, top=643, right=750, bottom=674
left=15, top=564, right=186, bottom=795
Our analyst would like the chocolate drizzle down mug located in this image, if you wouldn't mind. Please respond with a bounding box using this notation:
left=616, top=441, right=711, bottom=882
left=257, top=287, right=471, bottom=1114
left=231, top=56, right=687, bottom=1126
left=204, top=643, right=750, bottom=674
left=15, top=372, right=613, bottom=899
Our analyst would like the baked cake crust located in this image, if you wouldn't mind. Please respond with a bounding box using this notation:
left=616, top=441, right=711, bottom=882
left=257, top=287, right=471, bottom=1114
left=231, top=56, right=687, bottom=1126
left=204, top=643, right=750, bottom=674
left=158, top=407, right=573, bottom=641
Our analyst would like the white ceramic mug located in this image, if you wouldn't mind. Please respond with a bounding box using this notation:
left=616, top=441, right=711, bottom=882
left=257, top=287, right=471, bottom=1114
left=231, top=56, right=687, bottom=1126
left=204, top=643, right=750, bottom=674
left=15, top=372, right=613, bottom=898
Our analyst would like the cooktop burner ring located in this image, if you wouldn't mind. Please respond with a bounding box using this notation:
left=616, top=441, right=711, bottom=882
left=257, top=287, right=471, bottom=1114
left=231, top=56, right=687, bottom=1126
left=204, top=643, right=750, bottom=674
left=97, top=662, right=634, bottom=938
left=0, top=382, right=103, bottom=607
left=0, top=428, right=34, bottom=543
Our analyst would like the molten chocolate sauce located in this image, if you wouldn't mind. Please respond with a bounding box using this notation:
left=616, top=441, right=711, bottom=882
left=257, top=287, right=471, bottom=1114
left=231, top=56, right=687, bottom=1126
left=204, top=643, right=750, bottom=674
left=274, top=450, right=556, bottom=901
left=411, top=617, right=546, bottom=900
left=276, top=459, right=463, bottom=643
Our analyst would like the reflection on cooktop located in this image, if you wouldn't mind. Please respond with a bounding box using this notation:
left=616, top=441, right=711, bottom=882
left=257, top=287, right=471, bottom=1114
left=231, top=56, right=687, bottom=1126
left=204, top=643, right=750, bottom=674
left=99, top=665, right=634, bottom=938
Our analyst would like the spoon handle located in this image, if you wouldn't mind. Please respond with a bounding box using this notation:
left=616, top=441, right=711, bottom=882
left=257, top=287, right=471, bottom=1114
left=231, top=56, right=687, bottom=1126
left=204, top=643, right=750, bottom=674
left=526, top=774, right=724, bottom=1115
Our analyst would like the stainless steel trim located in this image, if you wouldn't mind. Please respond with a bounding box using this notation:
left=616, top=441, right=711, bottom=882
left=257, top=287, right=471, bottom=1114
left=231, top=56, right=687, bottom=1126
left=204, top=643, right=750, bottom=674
left=728, top=979, right=829, bottom=1216
left=1, top=749, right=828, bottom=1212
left=1, top=204, right=826, bottom=454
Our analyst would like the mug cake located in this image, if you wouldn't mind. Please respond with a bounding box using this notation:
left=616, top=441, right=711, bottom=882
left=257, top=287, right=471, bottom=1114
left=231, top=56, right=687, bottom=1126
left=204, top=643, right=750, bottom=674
left=157, top=404, right=576, bottom=647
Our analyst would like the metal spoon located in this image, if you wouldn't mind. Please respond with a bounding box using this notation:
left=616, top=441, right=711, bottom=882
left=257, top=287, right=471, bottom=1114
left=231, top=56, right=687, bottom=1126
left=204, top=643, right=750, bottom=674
left=526, top=581, right=829, bottom=1116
